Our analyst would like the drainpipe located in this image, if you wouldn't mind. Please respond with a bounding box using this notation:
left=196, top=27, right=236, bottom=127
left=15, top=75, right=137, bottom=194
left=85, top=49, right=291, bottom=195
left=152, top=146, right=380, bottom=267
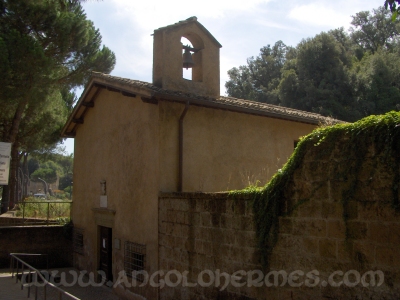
left=178, top=101, right=190, bottom=192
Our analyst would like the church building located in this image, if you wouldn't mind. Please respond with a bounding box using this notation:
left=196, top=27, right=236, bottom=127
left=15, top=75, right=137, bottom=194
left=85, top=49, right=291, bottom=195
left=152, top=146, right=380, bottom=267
left=61, top=17, right=334, bottom=299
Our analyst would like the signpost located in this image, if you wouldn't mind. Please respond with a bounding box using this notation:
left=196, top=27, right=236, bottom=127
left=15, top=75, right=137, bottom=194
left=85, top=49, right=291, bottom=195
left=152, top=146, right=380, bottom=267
left=0, top=142, right=12, bottom=185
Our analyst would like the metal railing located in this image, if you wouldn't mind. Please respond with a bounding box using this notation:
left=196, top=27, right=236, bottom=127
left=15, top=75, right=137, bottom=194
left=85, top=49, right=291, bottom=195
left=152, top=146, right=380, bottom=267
left=20, top=201, right=72, bottom=225
left=10, top=253, right=80, bottom=300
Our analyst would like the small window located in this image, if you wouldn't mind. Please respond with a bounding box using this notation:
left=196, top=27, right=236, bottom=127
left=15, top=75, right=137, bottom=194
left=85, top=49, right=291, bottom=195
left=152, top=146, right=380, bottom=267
left=124, top=241, right=146, bottom=282
left=73, top=228, right=84, bottom=255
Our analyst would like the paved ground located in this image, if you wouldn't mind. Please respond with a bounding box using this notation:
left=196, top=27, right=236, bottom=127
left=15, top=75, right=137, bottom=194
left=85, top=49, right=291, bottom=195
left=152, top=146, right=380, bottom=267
left=0, top=268, right=121, bottom=300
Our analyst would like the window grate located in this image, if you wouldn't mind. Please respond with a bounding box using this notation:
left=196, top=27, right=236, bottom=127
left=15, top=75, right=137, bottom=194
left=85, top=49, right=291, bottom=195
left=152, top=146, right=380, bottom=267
left=73, top=228, right=84, bottom=255
left=124, top=241, right=146, bottom=282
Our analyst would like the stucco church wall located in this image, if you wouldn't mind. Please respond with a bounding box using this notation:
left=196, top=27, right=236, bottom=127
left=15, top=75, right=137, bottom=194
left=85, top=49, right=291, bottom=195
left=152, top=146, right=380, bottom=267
left=72, top=89, right=159, bottom=299
left=158, top=101, right=316, bottom=192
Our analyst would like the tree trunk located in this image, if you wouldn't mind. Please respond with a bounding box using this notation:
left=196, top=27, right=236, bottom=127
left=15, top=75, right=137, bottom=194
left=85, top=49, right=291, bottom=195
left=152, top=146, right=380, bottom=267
left=22, top=152, right=29, bottom=199
left=1, top=186, right=9, bottom=214
left=6, top=97, right=30, bottom=144
left=2, top=95, right=30, bottom=212
left=8, top=143, right=19, bottom=210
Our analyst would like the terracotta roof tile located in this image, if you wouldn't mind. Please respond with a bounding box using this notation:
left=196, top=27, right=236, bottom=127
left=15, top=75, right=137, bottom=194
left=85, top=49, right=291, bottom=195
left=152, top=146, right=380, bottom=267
left=90, top=72, right=341, bottom=125
left=155, top=16, right=199, bottom=32
left=153, top=16, right=222, bottom=48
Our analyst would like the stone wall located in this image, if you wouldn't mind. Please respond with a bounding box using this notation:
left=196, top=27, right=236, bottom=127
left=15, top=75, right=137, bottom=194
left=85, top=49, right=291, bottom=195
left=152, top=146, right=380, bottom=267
left=159, top=189, right=400, bottom=299
left=0, top=225, right=73, bottom=268
left=159, top=192, right=258, bottom=299
left=157, top=115, right=400, bottom=299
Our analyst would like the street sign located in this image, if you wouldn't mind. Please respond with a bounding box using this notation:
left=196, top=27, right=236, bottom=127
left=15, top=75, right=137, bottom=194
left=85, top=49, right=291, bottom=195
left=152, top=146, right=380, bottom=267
left=0, top=142, right=12, bottom=185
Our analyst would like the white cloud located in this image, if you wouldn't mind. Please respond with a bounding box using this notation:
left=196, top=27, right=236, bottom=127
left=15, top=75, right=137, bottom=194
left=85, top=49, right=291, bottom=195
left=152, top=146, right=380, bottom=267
left=287, top=1, right=382, bottom=29
left=111, top=0, right=272, bottom=23
left=288, top=3, right=352, bottom=28
left=256, top=19, right=303, bottom=31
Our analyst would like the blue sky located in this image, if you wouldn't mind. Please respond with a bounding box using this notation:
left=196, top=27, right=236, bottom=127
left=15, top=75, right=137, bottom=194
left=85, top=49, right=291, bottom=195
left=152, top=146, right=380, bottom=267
left=61, top=0, right=381, bottom=154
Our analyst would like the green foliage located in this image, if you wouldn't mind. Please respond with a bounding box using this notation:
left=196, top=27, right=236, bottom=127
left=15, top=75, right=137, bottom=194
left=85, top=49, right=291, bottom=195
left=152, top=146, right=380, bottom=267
left=350, top=7, right=400, bottom=53
left=351, top=49, right=400, bottom=116
left=64, top=186, right=73, bottom=199
left=18, top=88, right=73, bottom=154
left=0, top=0, right=114, bottom=190
left=0, top=0, right=115, bottom=210
left=28, top=157, right=40, bottom=175
left=226, top=6, right=400, bottom=122
left=30, top=167, right=57, bottom=183
left=385, top=0, right=400, bottom=20
left=283, top=32, right=356, bottom=120
left=226, top=41, right=292, bottom=104
left=30, top=159, right=63, bottom=182
left=59, top=173, right=73, bottom=190
left=28, top=152, right=73, bottom=191
left=231, top=111, right=400, bottom=268
left=16, top=197, right=71, bottom=221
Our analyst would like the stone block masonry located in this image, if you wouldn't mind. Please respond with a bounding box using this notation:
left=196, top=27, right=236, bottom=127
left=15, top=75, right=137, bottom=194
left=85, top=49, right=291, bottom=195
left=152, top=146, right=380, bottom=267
left=158, top=126, right=400, bottom=299
left=159, top=189, right=400, bottom=299
left=159, top=192, right=259, bottom=300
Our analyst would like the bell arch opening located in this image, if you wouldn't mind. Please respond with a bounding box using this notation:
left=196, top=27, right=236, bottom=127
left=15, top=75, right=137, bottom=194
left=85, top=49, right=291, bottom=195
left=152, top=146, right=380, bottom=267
left=181, top=33, right=204, bottom=82
left=181, top=37, right=193, bottom=80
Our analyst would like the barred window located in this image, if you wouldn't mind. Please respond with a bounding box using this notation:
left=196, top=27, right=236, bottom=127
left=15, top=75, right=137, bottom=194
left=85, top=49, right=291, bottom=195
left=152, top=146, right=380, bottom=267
left=73, top=228, right=84, bottom=255
left=124, top=241, right=146, bottom=282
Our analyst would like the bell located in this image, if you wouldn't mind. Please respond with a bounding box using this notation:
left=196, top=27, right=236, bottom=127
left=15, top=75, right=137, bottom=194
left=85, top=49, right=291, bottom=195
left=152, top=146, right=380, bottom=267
left=182, top=49, right=195, bottom=69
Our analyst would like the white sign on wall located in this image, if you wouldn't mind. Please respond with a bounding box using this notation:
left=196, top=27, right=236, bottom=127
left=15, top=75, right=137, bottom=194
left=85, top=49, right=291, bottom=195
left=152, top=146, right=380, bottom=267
left=0, top=142, right=12, bottom=185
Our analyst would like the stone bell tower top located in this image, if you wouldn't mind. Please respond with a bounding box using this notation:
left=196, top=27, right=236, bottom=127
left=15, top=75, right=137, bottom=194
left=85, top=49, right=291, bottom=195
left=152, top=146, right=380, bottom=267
left=152, top=17, right=222, bottom=97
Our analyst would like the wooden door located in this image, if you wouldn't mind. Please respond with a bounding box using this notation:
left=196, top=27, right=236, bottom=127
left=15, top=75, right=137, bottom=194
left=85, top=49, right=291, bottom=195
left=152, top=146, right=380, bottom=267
left=99, top=226, right=113, bottom=282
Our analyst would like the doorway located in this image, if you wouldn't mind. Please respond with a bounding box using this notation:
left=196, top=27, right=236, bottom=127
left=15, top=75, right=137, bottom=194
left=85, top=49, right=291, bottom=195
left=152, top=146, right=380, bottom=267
left=99, top=226, right=113, bottom=282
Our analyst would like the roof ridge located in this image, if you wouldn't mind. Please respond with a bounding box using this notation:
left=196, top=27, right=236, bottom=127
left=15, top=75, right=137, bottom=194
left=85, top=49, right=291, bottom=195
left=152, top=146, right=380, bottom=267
left=153, top=17, right=222, bottom=48
left=154, top=16, right=198, bottom=32
left=89, top=72, right=342, bottom=124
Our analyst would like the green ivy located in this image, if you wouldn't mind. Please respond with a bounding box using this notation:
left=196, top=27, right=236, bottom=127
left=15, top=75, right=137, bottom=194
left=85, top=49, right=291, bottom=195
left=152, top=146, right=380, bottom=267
left=230, top=111, right=400, bottom=269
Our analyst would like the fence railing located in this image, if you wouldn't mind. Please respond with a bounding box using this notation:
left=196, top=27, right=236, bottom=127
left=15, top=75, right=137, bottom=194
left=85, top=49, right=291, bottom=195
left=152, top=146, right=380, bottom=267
left=10, top=253, right=80, bottom=300
left=20, top=201, right=72, bottom=225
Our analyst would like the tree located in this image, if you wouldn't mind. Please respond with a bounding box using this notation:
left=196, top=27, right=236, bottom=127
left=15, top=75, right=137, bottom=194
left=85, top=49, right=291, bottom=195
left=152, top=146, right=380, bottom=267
left=225, top=6, right=400, bottom=122
left=351, top=49, right=400, bottom=116
left=385, top=0, right=400, bottom=19
left=291, top=32, right=356, bottom=120
left=30, top=167, right=58, bottom=184
left=0, top=0, right=115, bottom=144
left=59, top=173, right=73, bottom=191
left=225, top=41, right=291, bottom=103
left=350, top=7, right=400, bottom=54
left=28, top=158, right=40, bottom=176
left=0, top=0, right=115, bottom=212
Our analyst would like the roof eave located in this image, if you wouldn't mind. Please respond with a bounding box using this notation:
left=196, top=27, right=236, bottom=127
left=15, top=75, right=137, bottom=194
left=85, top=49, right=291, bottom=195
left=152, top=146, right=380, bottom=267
left=154, top=92, right=326, bottom=125
left=61, top=77, right=154, bottom=138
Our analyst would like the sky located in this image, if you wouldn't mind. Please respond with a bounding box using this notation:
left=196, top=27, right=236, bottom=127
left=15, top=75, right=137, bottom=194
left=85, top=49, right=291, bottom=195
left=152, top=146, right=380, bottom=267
left=61, top=0, right=382, bottom=154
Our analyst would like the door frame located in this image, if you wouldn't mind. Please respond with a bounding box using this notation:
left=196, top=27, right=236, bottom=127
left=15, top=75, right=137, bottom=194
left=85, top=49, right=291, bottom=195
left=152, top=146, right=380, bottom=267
left=98, top=225, right=113, bottom=282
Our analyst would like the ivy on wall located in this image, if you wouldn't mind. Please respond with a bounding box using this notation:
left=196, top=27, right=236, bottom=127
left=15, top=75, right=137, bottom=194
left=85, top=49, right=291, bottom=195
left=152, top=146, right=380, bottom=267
left=230, top=111, right=400, bottom=268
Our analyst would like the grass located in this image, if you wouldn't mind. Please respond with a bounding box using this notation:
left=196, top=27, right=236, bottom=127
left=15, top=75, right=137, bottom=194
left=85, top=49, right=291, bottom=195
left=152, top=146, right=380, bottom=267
left=15, top=197, right=71, bottom=224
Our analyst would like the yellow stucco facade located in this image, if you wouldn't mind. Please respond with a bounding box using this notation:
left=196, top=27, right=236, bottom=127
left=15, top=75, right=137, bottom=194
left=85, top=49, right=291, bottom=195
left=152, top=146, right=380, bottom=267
left=62, top=17, right=336, bottom=299
left=158, top=100, right=315, bottom=192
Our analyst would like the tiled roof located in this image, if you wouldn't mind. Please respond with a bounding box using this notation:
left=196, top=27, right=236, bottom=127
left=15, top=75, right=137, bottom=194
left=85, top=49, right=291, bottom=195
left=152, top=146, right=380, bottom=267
left=90, top=72, right=340, bottom=125
left=154, top=16, right=222, bottom=48
left=155, top=16, right=199, bottom=32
